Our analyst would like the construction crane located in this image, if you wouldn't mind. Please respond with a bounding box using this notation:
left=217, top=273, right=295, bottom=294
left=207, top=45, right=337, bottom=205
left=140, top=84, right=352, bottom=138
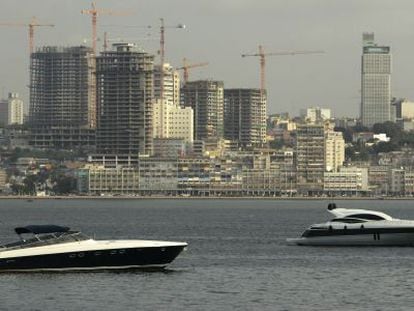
left=177, top=58, right=209, bottom=84
left=81, top=2, right=130, bottom=55
left=0, top=16, right=54, bottom=54
left=159, top=18, right=185, bottom=101
left=102, top=31, right=155, bottom=51
left=242, top=45, right=324, bottom=98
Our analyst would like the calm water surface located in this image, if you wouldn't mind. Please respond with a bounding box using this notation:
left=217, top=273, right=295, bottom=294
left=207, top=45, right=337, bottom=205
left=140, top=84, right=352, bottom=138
left=0, top=199, right=414, bottom=310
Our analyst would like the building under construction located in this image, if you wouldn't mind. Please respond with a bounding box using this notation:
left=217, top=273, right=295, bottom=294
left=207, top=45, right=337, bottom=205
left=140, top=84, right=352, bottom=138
left=181, top=80, right=224, bottom=141
left=95, top=43, right=154, bottom=155
left=29, top=46, right=96, bottom=150
left=224, top=88, right=267, bottom=148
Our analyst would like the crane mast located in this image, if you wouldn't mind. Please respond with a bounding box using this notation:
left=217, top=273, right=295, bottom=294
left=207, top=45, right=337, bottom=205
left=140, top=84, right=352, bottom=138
left=81, top=2, right=129, bottom=55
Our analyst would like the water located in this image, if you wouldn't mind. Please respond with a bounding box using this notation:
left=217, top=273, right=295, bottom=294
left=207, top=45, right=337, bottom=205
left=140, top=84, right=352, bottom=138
left=0, top=199, right=414, bottom=310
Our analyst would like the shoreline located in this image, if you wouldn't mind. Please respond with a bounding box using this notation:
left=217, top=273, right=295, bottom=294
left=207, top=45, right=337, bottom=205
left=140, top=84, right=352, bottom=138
left=0, top=195, right=413, bottom=200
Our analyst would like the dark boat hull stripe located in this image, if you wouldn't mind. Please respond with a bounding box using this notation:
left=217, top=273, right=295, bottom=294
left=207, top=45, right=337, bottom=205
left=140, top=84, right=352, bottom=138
left=303, top=227, right=414, bottom=237
left=0, top=245, right=185, bottom=271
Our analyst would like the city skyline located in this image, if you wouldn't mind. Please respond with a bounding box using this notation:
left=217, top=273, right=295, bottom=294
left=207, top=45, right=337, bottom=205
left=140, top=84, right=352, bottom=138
left=1, top=1, right=414, bottom=118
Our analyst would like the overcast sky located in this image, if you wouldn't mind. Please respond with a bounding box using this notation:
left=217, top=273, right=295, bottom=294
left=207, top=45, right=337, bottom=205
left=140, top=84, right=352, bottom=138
left=1, top=0, right=414, bottom=117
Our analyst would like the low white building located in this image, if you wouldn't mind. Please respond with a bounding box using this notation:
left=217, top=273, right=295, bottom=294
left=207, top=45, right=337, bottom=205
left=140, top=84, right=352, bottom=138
left=8, top=93, right=24, bottom=125
left=153, top=99, right=194, bottom=142
left=324, top=167, right=369, bottom=193
left=373, top=133, right=390, bottom=142
left=300, top=107, right=331, bottom=123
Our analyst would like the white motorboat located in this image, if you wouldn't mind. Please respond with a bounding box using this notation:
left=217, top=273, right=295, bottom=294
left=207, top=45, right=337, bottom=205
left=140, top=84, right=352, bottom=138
left=287, top=203, right=414, bottom=246
left=0, top=225, right=187, bottom=272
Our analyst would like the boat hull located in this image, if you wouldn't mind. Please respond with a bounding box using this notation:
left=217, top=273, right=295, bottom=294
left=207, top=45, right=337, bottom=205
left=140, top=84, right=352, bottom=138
left=287, top=232, right=414, bottom=246
left=0, top=245, right=186, bottom=272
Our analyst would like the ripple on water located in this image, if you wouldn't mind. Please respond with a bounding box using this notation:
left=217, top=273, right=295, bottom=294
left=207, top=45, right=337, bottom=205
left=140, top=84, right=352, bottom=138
left=0, top=199, right=414, bottom=310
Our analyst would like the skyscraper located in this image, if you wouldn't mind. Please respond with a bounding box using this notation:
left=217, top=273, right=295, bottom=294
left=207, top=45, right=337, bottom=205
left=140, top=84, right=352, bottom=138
left=361, top=32, right=392, bottom=128
left=96, top=43, right=154, bottom=155
left=223, top=88, right=266, bottom=148
left=154, top=63, right=180, bottom=106
left=29, top=46, right=96, bottom=149
left=181, top=80, right=224, bottom=141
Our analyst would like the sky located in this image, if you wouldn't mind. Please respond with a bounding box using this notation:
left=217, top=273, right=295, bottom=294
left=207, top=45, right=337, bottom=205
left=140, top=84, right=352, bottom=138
left=1, top=0, right=414, bottom=118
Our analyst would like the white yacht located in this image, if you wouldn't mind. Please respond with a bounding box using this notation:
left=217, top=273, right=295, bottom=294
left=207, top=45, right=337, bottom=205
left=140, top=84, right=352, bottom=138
left=0, top=225, right=187, bottom=272
left=287, top=203, right=414, bottom=246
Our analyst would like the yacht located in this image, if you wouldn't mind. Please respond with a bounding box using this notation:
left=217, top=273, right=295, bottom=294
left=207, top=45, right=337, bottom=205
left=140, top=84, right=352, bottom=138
left=287, top=203, right=414, bottom=246
left=0, top=225, right=187, bottom=272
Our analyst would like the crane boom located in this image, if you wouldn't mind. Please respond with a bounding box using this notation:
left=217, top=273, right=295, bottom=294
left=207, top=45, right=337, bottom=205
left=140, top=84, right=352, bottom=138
left=81, top=2, right=130, bottom=55
left=0, top=17, right=54, bottom=54
left=241, top=45, right=324, bottom=97
left=177, top=58, right=209, bottom=83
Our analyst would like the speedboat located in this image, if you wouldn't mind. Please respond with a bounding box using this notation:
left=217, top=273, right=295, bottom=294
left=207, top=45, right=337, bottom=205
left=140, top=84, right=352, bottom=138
left=287, top=203, right=414, bottom=246
left=0, top=225, right=187, bottom=272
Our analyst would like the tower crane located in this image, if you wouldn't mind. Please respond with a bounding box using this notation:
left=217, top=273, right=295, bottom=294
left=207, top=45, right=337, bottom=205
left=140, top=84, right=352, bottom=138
left=81, top=2, right=130, bottom=55
left=0, top=16, right=54, bottom=54
left=177, top=58, right=209, bottom=84
left=241, top=45, right=324, bottom=98
left=159, top=18, right=185, bottom=101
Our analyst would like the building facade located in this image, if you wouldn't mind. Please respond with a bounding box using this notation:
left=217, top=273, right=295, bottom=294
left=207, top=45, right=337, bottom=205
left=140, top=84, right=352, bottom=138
left=324, top=167, right=369, bottom=194
left=296, top=123, right=326, bottom=192
left=0, top=100, right=7, bottom=126
left=181, top=80, right=224, bottom=141
left=361, top=32, right=392, bottom=128
left=29, top=46, right=96, bottom=149
left=223, top=88, right=266, bottom=148
left=154, top=63, right=180, bottom=106
left=152, top=100, right=193, bottom=142
left=325, top=123, right=345, bottom=172
left=300, top=107, right=331, bottom=123
left=6, top=93, right=24, bottom=125
left=96, top=43, right=154, bottom=155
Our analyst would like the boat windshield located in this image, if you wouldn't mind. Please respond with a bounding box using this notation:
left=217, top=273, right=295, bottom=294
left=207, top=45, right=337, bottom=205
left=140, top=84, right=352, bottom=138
left=0, top=231, right=91, bottom=250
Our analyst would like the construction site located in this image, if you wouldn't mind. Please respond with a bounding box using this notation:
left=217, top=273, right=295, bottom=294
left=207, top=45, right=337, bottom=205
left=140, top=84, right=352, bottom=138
left=29, top=46, right=96, bottom=150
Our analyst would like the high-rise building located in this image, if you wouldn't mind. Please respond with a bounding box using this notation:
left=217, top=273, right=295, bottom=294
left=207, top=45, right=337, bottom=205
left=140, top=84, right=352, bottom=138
left=154, top=63, right=180, bottom=106
left=153, top=63, right=192, bottom=141
left=325, top=123, right=345, bottom=172
left=296, top=123, right=325, bottom=192
left=181, top=80, right=224, bottom=141
left=29, top=46, right=96, bottom=149
left=8, top=93, right=24, bottom=125
left=296, top=122, right=345, bottom=191
left=96, top=43, right=154, bottom=155
left=361, top=32, right=392, bottom=128
left=223, top=88, right=266, bottom=148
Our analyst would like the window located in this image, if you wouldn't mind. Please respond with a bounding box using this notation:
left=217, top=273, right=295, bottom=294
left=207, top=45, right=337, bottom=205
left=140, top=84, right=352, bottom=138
left=348, top=214, right=385, bottom=221
left=331, top=218, right=366, bottom=224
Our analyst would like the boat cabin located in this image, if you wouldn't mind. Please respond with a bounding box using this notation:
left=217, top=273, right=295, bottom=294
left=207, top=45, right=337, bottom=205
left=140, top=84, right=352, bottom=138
left=0, top=225, right=90, bottom=251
